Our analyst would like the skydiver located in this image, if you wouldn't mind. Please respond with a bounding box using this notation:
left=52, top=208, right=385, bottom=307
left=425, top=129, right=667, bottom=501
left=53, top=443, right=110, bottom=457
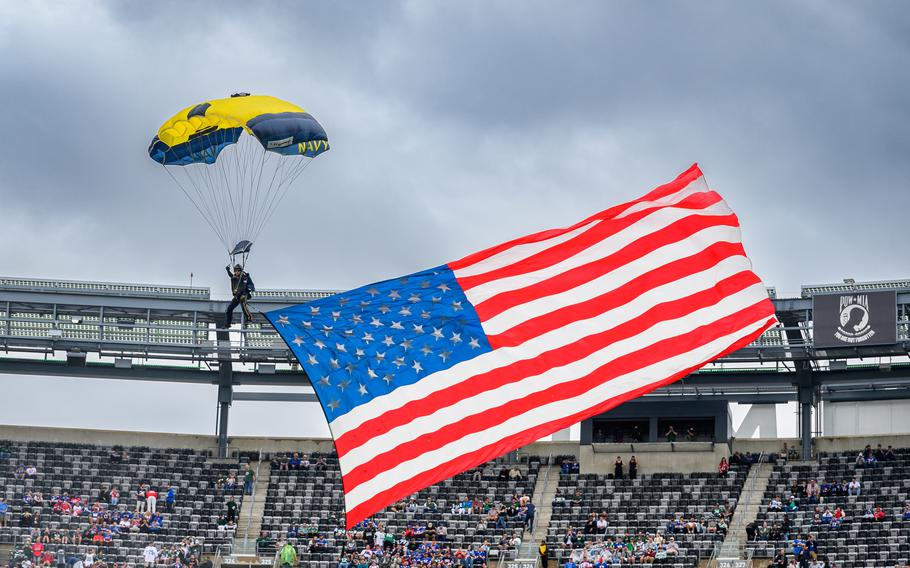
left=225, top=264, right=255, bottom=327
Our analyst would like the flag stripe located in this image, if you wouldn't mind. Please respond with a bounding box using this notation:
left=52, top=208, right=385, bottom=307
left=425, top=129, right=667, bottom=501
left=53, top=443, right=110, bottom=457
left=339, top=272, right=765, bottom=489
left=448, top=165, right=705, bottom=274
left=343, top=307, right=775, bottom=515
left=458, top=187, right=721, bottom=294
left=474, top=212, right=739, bottom=329
left=332, top=249, right=754, bottom=456
left=488, top=240, right=749, bottom=348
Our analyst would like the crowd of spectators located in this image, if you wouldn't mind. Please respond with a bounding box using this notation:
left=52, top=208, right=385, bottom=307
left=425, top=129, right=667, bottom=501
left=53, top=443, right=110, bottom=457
left=559, top=533, right=682, bottom=566
left=5, top=535, right=204, bottom=568
left=270, top=453, right=328, bottom=472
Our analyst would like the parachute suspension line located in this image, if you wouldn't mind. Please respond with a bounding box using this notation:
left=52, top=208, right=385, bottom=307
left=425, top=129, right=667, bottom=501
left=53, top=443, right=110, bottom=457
left=247, top=151, right=288, bottom=243
left=250, top=157, right=314, bottom=242
left=222, top=133, right=245, bottom=246
left=175, top=147, right=231, bottom=251
left=245, top=148, right=269, bottom=244
left=192, top=143, right=227, bottom=247
left=188, top=142, right=232, bottom=253
left=161, top=164, right=230, bottom=251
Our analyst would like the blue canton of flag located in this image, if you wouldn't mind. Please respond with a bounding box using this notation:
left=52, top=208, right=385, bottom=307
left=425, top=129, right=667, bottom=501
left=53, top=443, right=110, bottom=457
left=266, top=266, right=491, bottom=421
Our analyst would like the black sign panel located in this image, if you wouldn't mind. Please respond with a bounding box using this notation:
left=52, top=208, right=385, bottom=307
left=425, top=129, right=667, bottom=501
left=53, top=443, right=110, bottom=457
left=813, top=290, right=896, bottom=348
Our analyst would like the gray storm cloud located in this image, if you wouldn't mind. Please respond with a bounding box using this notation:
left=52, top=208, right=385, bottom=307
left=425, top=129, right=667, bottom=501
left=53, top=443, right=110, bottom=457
left=1, top=1, right=908, bottom=435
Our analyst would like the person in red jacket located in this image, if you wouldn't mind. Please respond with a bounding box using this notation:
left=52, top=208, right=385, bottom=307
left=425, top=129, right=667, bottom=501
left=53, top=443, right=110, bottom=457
left=718, top=457, right=729, bottom=478
left=146, top=487, right=158, bottom=515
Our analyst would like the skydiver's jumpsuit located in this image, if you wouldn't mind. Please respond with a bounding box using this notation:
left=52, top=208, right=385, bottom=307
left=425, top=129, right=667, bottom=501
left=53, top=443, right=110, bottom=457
left=225, top=266, right=254, bottom=326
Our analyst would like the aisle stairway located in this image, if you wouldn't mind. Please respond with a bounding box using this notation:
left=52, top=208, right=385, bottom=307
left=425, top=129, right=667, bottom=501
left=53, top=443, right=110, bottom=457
left=517, top=464, right=560, bottom=560
left=714, top=462, right=773, bottom=563
left=231, top=461, right=272, bottom=558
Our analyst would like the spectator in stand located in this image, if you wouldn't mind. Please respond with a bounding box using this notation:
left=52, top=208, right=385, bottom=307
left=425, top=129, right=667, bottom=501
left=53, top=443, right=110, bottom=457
left=135, top=485, right=146, bottom=513
left=746, top=520, right=757, bottom=541
left=243, top=465, right=255, bottom=495
left=0, top=497, right=7, bottom=527
left=883, top=445, right=897, bottom=461
left=665, top=426, right=678, bottom=442
left=26, top=464, right=38, bottom=477
left=165, top=485, right=175, bottom=513
left=145, top=486, right=158, bottom=515
left=278, top=541, right=297, bottom=568
left=224, top=472, right=237, bottom=492
left=538, top=540, right=548, bottom=568
left=226, top=496, right=238, bottom=523
left=772, top=548, right=787, bottom=567
left=508, top=466, right=523, bottom=480
left=627, top=455, right=639, bottom=479
left=686, top=425, right=697, bottom=441
left=718, top=457, right=729, bottom=478
left=314, top=456, right=327, bottom=471
left=288, top=453, right=301, bottom=470
left=142, top=544, right=158, bottom=568
left=613, top=456, right=623, bottom=480
left=770, top=496, right=783, bottom=511
left=805, top=479, right=820, bottom=504
left=300, top=454, right=311, bottom=469
left=785, top=496, right=799, bottom=512
left=873, top=506, right=886, bottom=521
left=848, top=478, right=861, bottom=496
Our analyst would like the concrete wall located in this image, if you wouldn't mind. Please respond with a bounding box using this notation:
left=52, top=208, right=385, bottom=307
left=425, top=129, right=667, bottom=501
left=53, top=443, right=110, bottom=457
left=733, top=434, right=910, bottom=455
left=580, top=443, right=729, bottom=475
left=0, top=424, right=334, bottom=455
left=822, top=400, right=910, bottom=437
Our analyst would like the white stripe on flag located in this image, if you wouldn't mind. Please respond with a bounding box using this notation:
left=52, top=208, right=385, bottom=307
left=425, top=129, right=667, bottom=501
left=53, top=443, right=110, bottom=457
left=478, top=222, right=740, bottom=336
left=460, top=196, right=731, bottom=306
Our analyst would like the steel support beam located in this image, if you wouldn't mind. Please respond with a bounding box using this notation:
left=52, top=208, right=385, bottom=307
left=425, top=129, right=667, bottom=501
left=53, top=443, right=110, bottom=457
left=796, top=361, right=815, bottom=460
left=232, top=392, right=319, bottom=402
left=215, top=329, right=232, bottom=458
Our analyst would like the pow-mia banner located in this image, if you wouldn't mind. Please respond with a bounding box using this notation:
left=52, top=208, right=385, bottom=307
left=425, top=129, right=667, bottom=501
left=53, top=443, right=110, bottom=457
left=813, top=290, right=896, bottom=348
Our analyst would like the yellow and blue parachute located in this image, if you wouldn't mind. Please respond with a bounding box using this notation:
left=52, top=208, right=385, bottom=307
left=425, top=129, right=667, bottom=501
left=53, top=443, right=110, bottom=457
left=148, top=94, right=329, bottom=258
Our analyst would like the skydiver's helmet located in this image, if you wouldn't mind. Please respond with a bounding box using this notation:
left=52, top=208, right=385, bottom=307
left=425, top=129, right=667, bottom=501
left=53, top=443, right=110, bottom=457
left=233, top=264, right=243, bottom=273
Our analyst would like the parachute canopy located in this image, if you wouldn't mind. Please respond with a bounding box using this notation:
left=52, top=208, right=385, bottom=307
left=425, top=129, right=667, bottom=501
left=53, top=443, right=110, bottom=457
left=149, top=94, right=329, bottom=165
left=148, top=94, right=329, bottom=257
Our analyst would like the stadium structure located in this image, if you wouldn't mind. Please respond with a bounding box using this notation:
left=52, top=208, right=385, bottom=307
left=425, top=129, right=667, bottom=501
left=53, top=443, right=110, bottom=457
left=1, top=275, right=910, bottom=568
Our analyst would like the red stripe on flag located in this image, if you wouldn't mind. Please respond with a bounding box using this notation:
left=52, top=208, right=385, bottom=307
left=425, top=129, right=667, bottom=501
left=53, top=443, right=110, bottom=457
left=473, top=212, right=740, bottom=322
left=334, top=269, right=762, bottom=464
left=487, top=240, right=748, bottom=348
left=448, top=165, right=704, bottom=272
left=343, top=306, right=776, bottom=527
left=457, top=190, right=723, bottom=292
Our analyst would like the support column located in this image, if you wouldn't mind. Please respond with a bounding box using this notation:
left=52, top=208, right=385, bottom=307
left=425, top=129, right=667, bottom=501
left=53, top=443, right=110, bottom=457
left=215, top=327, right=233, bottom=458
left=217, top=384, right=232, bottom=457
left=796, top=361, right=815, bottom=460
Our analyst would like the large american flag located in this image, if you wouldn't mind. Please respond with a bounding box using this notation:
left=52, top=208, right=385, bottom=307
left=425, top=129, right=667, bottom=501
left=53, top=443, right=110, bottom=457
left=266, top=164, right=777, bottom=527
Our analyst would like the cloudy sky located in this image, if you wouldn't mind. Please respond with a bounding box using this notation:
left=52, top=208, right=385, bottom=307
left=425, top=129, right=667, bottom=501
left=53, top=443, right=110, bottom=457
left=1, top=1, right=908, bottom=437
